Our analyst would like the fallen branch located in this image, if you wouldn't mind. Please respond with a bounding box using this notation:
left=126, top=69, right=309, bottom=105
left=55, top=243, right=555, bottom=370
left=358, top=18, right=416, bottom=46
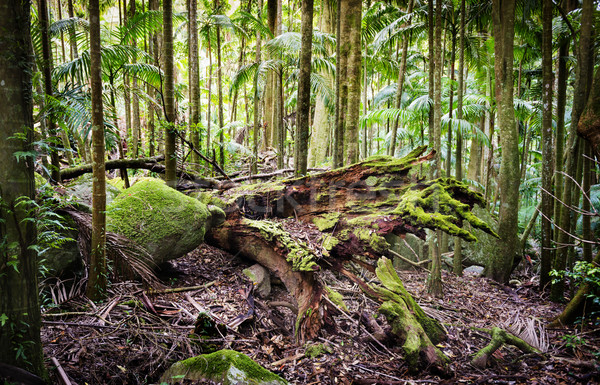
left=471, top=326, right=541, bottom=368
left=146, top=282, right=215, bottom=295
left=51, top=357, right=72, bottom=385
left=60, top=156, right=165, bottom=180
left=388, top=249, right=430, bottom=272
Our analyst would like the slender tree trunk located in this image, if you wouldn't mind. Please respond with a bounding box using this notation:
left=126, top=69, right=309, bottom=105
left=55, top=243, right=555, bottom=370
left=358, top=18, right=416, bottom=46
left=87, top=0, right=107, bottom=302
left=539, top=0, right=554, bottom=290
left=389, top=0, right=414, bottom=157
left=216, top=24, right=225, bottom=167
left=488, top=0, right=518, bottom=283
left=295, top=0, right=314, bottom=176
left=252, top=0, right=263, bottom=174
left=342, top=0, right=362, bottom=165
left=163, top=0, right=177, bottom=188
left=130, top=0, right=141, bottom=158
left=426, top=0, right=443, bottom=298
left=551, top=0, right=594, bottom=301
left=332, top=0, right=343, bottom=168
left=0, top=0, right=46, bottom=376
left=206, top=34, right=213, bottom=158
left=453, top=0, right=466, bottom=277
left=67, top=0, right=78, bottom=59
left=189, top=0, right=200, bottom=170
left=427, top=0, right=434, bottom=147
left=38, top=0, right=61, bottom=183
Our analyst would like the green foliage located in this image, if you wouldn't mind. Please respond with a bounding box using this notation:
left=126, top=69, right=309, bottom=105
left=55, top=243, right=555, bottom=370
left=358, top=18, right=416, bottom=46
left=551, top=261, right=600, bottom=325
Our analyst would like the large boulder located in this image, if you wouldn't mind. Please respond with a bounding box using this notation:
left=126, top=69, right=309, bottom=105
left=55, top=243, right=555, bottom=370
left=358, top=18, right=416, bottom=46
left=160, top=350, right=288, bottom=385
left=107, top=179, right=225, bottom=265
left=461, top=205, right=498, bottom=269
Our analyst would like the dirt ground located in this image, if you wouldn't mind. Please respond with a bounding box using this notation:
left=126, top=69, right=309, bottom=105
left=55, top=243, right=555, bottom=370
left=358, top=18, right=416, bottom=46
left=41, top=244, right=600, bottom=384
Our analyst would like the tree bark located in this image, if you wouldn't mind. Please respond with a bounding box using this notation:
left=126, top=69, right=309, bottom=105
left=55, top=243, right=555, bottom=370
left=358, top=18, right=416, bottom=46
left=252, top=0, right=262, bottom=174
left=453, top=0, right=466, bottom=277
left=342, top=0, right=362, bottom=165
left=488, top=0, right=518, bottom=283
left=0, top=0, right=46, bottom=376
left=163, top=0, right=177, bottom=188
left=389, top=0, right=414, bottom=157
left=539, top=0, right=554, bottom=290
left=295, top=0, right=313, bottom=176
left=189, top=0, right=200, bottom=170
left=38, top=0, right=62, bottom=183
left=551, top=0, right=594, bottom=301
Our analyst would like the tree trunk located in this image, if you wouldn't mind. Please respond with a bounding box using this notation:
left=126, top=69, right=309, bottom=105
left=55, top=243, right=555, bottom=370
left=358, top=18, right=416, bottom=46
left=426, top=0, right=443, bottom=297
left=67, top=0, right=78, bottom=59
left=163, top=0, right=177, bottom=188
left=389, top=0, right=414, bottom=157
left=551, top=0, right=594, bottom=301
left=539, top=0, right=554, bottom=290
left=342, top=0, right=362, bottom=165
left=308, top=0, right=334, bottom=167
left=0, top=0, right=46, bottom=376
left=38, top=0, right=61, bottom=183
left=453, top=0, right=466, bottom=277
left=189, top=0, right=200, bottom=171
left=295, top=0, right=313, bottom=176
left=488, top=0, right=518, bottom=283
left=332, top=0, right=343, bottom=168
left=87, top=0, right=108, bottom=301
left=216, top=24, right=225, bottom=168
left=252, top=0, right=263, bottom=174
left=207, top=34, right=213, bottom=160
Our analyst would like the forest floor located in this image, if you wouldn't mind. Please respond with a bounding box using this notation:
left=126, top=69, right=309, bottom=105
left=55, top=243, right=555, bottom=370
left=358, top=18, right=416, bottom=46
left=41, top=244, right=600, bottom=385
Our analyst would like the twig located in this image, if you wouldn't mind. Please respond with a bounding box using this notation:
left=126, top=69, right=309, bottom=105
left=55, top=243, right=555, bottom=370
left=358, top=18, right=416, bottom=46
left=174, top=130, right=230, bottom=180
left=184, top=293, right=207, bottom=314
left=270, top=352, right=305, bottom=367
left=51, top=357, right=73, bottom=385
left=146, top=282, right=215, bottom=295
left=388, top=249, right=430, bottom=272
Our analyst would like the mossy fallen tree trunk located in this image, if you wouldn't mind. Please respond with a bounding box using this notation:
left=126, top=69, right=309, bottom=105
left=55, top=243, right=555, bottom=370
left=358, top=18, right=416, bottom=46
left=202, top=146, right=497, bottom=373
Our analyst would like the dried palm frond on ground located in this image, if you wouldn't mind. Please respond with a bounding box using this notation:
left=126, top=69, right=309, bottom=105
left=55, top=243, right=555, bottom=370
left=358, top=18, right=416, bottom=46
left=60, top=207, right=162, bottom=289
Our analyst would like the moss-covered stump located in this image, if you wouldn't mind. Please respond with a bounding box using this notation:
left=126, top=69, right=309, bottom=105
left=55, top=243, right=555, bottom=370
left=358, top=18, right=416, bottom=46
left=471, top=327, right=541, bottom=368
left=160, top=350, right=289, bottom=385
left=107, top=179, right=225, bottom=265
left=369, top=258, right=449, bottom=373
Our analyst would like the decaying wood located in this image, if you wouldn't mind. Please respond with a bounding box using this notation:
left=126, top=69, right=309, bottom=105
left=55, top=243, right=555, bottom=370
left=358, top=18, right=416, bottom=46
left=202, top=146, right=496, bottom=373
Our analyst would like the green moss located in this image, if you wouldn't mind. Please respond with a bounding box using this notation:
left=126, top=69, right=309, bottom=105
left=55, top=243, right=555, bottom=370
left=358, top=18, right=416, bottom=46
left=243, top=219, right=319, bottom=272
left=337, top=227, right=389, bottom=253
left=312, top=212, right=341, bottom=232
left=190, top=190, right=227, bottom=210
left=162, top=350, right=288, bottom=385
left=325, top=286, right=348, bottom=312
left=321, top=235, right=339, bottom=251
left=106, top=179, right=212, bottom=264
left=304, top=343, right=333, bottom=359
left=392, top=179, right=498, bottom=242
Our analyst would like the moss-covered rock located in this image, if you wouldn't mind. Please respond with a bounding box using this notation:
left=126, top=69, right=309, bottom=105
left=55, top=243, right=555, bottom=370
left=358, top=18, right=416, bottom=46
left=461, top=205, right=499, bottom=270
left=107, top=179, right=224, bottom=265
left=160, top=350, right=288, bottom=385
left=304, top=342, right=333, bottom=358
left=65, top=173, right=122, bottom=209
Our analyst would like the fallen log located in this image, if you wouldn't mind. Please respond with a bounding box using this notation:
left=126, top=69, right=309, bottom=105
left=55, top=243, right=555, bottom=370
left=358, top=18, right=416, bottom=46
left=59, top=156, right=222, bottom=189
left=203, top=146, right=497, bottom=373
